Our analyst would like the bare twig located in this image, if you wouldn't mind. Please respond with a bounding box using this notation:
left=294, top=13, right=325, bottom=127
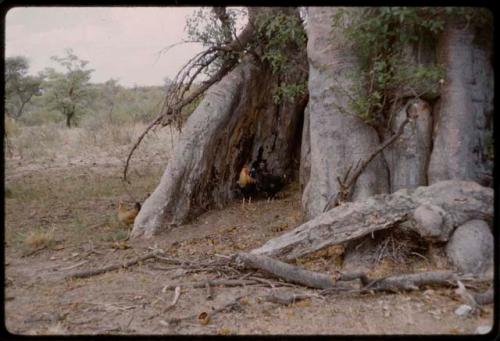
left=323, top=115, right=411, bottom=212
left=260, top=292, right=321, bottom=305
left=123, top=115, right=163, bottom=182
left=65, top=251, right=161, bottom=280
left=57, top=260, right=89, bottom=271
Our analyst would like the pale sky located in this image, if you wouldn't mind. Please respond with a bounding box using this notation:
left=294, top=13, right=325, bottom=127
left=5, top=7, right=207, bottom=87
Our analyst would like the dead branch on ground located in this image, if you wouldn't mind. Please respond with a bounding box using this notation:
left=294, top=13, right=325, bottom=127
left=260, top=291, right=322, bottom=305
left=65, top=250, right=162, bottom=280
left=234, top=252, right=337, bottom=289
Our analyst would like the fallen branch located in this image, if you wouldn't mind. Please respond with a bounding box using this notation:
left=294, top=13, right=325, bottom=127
left=260, top=292, right=320, bottom=305
left=252, top=180, right=492, bottom=260
left=235, top=253, right=336, bottom=289
left=65, top=251, right=160, bottom=280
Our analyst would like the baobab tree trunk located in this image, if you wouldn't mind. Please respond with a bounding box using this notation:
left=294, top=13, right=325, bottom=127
left=131, top=9, right=308, bottom=239
left=301, top=7, right=389, bottom=220
left=428, top=18, right=494, bottom=186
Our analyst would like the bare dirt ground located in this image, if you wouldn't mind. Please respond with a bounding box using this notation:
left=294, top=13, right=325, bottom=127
left=4, top=127, right=494, bottom=335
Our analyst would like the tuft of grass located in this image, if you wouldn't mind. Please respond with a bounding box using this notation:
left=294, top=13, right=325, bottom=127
left=24, top=226, right=57, bottom=250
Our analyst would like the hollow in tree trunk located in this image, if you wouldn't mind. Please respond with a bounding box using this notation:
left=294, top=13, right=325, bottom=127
left=131, top=8, right=308, bottom=238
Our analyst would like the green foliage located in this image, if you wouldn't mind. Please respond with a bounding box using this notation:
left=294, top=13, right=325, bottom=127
left=185, top=8, right=307, bottom=105
left=254, top=11, right=307, bottom=103
left=5, top=56, right=44, bottom=119
left=332, top=7, right=455, bottom=124
left=42, top=49, right=95, bottom=127
left=272, top=82, right=307, bottom=105
left=255, top=12, right=306, bottom=74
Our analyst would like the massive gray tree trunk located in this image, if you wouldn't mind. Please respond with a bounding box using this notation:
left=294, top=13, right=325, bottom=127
left=428, top=19, right=494, bottom=186
left=301, top=7, right=389, bottom=220
left=131, top=9, right=308, bottom=239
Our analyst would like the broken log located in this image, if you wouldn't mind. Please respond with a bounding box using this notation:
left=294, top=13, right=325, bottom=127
left=252, top=180, right=493, bottom=260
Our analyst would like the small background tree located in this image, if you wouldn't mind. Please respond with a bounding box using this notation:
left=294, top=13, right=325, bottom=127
left=43, top=49, right=95, bottom=127
left=5, top=56, right=44, bottom=120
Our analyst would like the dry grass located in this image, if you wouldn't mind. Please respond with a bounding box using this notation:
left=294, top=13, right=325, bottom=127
left=4, top=121, right=176, bottom=253
left=24, top=226, right=56, bottom=250
left=7, top=121, right=179, bottom=164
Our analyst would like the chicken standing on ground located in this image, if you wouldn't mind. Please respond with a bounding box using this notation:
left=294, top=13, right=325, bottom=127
left=237, top=164, right=257, bottom=206
left=117, top=201, right=141, bottom=228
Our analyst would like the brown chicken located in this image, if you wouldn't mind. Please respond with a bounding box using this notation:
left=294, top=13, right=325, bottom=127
left=117, top=201, right=141, bottom=227
left=237, top=164, right=257, bottom=205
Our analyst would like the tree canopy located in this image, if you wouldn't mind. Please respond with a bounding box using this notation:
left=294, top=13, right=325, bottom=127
left=5, top=56, right=44, bottom=119
left=42, top=49, right=95, bottom=127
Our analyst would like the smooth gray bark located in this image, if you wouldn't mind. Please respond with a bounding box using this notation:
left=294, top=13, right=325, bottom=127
left=302, top=7, right=388, bottom=220
left=428, top=21, right=493, bottom=185
left=384, top=99, right=433, bottom=192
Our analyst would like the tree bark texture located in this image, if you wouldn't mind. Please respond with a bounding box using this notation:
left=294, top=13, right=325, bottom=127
left=131, top=9, right=308, bottom=238
left=301, top=7, right=389, bottom=220
left=428, top=20, right=494, bottom=186
left=251, top=180, right=493, bottom=260
left=383, top=99, right=433, bottom=192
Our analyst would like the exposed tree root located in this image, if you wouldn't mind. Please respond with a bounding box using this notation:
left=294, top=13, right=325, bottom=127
left=235, top=252, right=336, bottom=289
left=234, top=252, right=458, bottom=292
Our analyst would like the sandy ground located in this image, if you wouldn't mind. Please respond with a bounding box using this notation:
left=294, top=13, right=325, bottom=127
left=4, top=127, right=494, bottom=336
